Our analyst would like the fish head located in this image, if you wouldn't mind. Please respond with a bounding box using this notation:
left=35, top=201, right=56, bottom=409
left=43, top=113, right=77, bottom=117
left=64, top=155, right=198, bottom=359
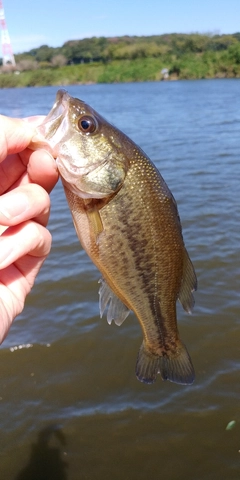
left=38, top=89, right=130, bottom=199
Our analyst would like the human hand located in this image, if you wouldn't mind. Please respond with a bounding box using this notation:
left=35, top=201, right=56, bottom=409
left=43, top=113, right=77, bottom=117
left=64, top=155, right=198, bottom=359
left=0, top=115, right=59, bottom=343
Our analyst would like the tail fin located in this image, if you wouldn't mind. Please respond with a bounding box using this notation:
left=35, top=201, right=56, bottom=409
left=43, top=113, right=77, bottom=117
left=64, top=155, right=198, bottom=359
left=136, top=341, right=195, bottom=385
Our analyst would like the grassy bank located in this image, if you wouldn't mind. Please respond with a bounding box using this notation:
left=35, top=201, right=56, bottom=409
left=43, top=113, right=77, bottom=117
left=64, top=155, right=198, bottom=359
left=1, top=53, right=240, bottom=89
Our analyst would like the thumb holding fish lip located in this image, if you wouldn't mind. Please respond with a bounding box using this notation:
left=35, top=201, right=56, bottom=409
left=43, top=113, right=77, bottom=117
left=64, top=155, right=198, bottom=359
left=0, top=115, right=41, bottom=161
left=0, top=115, right=58, bottom=194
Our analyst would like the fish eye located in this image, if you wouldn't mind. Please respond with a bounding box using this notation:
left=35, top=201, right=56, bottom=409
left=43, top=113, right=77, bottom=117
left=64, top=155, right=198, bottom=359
left=78, top=115, right=97, bottom=134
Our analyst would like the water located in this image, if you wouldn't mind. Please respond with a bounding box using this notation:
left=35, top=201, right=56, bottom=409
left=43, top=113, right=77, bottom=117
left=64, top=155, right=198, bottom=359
left=0, top=79, right=240, bottom=479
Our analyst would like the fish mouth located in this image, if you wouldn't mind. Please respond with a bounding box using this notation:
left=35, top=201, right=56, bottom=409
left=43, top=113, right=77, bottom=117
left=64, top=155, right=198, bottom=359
left=35, top=90, right=114, bottom=195
left=36, top=90, right=71, bottom=154
left=34, top=90, right=123, bottom=200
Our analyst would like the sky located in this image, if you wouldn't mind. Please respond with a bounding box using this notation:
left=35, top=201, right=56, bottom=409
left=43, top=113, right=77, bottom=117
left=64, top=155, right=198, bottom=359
left=2, top=0, right=240, bottom=54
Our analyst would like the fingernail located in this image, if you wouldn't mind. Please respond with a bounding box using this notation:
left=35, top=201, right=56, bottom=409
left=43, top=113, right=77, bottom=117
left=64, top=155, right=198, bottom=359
left=0, top=193, right=29, bottom=219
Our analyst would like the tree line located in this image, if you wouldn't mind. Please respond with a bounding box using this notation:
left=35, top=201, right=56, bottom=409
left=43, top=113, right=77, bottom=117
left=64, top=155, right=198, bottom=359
left=8, top=33, right=240, bottom=72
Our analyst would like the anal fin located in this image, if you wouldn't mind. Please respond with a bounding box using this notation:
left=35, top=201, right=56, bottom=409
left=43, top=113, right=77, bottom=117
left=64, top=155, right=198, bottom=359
left=178, top=250, right=197, bottom=314
left=99, top=278, right=130, bottom=326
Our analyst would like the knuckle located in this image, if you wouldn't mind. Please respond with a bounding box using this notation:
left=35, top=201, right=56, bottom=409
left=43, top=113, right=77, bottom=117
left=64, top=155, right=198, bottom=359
left=25, top=221, right=52, bottom=257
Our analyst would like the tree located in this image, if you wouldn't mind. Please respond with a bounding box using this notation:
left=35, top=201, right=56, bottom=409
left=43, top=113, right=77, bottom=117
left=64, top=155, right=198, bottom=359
left=51, top=55, right=67, bottom=67
left=228, top=43, right=240, bottom=64
left=16, top=59, right=38, bottom=71
left=35, top=45, right=56, bottom=62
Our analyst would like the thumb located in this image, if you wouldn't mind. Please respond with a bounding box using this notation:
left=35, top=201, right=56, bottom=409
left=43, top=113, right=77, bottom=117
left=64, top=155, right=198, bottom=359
left=0, top=115, right=36, bottom=162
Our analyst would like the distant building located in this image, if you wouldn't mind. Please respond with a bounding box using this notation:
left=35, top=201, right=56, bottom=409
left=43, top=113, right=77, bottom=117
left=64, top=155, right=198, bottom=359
left=161, top=68, right=169, bottom=80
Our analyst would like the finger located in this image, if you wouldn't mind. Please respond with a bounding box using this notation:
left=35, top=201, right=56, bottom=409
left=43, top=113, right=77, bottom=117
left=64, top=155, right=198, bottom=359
left=0, top=117, right=52, bottom=194
left=0, top=221, right=52, bottom=270
left=0, top=255, right=47, bottom=343
left=0, top=184, right=51, bottom=227
left=0, top=153, right=26, bottom=194
left=23, top=115, right=45, bottom=126
left=0, top=268, right=27, bottom=342
left=0, top=220, right=50, bottom=343
left=2, top=149, right=59, bottom=195
left=0, top=278, right=23, bottom=342
left=0, top=116, right=36, bottom=162
left=27, top=149, right=59, bottom=193
left=13, top=149, right=59, bottom=194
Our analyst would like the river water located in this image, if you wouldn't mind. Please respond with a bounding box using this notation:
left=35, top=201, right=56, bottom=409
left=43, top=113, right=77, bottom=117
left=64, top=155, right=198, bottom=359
left=0, top=79, right=240, bottom=479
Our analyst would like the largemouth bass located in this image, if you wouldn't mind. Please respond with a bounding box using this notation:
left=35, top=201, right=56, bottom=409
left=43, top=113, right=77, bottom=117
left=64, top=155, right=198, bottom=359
left=39, top=90, right=197, bottom=385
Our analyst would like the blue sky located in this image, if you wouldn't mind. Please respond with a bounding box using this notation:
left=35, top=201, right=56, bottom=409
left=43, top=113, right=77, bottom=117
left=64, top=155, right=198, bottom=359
left=3, top=0, right=240, bottom=54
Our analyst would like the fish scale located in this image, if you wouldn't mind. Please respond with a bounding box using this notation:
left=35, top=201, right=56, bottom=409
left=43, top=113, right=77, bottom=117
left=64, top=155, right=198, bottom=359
left=38, top=89, right=197, bottom=385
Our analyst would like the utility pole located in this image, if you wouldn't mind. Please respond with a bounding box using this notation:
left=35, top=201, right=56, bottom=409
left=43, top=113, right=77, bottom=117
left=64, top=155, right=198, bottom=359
left=0, top=0, right=15, bottom=67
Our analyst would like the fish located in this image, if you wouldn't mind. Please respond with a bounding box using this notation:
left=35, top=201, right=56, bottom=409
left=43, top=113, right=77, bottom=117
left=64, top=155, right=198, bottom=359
left=38, top=89, right=197, bottom=385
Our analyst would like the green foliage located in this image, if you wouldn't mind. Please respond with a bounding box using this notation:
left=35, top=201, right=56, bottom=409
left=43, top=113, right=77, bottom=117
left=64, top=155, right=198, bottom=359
left=62, top=37, right=108, bottom=63
left=23, top=69, right=56, bottom=87
left=2, top=33, right=240, bottom=88
left=0, top=73, right=19, bottom=88
left=13, top=32, right=240, bottom=67
left=228, top=43, right=240, bottom=64
left=35, top=45, right=56, bottom=62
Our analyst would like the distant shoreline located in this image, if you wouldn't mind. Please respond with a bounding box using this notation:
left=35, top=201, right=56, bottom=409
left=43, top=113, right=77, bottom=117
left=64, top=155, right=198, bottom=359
left=1, top=57, right=240, bottom=89
left=1, top=33, right=240, bottom=88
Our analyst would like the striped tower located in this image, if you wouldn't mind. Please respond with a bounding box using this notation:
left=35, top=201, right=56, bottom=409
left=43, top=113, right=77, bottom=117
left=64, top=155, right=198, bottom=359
left=0, top=0, right=15, bottom=67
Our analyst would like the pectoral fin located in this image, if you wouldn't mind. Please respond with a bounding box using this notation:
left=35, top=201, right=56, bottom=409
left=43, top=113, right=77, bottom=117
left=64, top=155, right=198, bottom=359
left=86, top=207, right=104, bottom=243
left=178, top=250, right=197, bottom=314
left=99, top=278, right=130, bottom=326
